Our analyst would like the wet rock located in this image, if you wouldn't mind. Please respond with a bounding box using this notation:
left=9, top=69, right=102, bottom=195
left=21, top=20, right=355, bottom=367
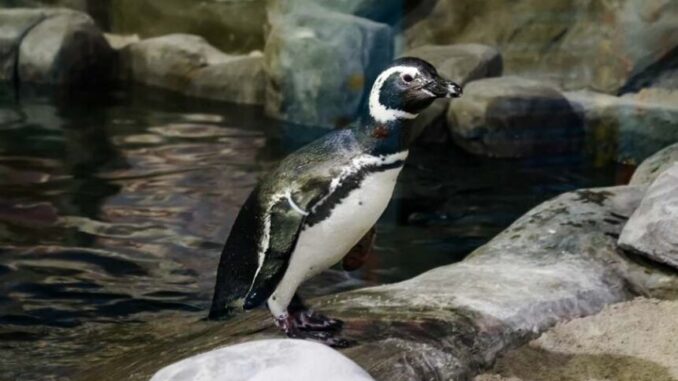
left=619, top=163, right=678, bottom=270
left=630, top=142, right=678, bottom=185
left=403, top=43, right=503, bottom=143
left=119, top=34, right=265, bottom=105
left=0, top=8, right=114, bottom=87
left=150, top=339, right=375, bottom=381
left=265, top=10, right=392, bottom=128
left=404, top=0, right=678, bottom=94
left=566, top=90, right=678, bottom=165
left=447, top=76, right=583, bottom=158
left=109, top=0, right=267, bottom=54
left=80, top=185, right=678, bottom=381
left=476, top=298, right=678, bottom=381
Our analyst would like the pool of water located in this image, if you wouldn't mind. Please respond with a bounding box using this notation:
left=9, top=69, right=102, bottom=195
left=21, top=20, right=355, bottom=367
left=0, top=84, right=626, bottom=380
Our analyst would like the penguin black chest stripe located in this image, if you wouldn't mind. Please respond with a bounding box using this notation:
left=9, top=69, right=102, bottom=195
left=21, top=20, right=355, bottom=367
left=304, top=157, right=405, bottom=227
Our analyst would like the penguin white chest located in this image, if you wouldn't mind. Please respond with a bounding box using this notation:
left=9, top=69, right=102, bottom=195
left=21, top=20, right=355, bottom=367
left=286, top=166, right=402, bottom=281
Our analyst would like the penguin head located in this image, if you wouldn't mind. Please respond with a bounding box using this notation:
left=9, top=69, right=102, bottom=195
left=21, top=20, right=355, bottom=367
left=368, top=57, right=462, bottom=123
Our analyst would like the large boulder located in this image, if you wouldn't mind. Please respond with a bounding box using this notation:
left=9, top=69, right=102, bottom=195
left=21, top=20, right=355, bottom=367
left=404, top=0, right=678, bottom=94
left=630, top=142, right=678, bottom=185
left=119, top=34, right=265, bottom=105
left=447, top=76, right=583, bottom=158
left=476, top=298, right=678, bottom=381
left=265, top=10, right=393, bottom=128
left=150, top=339, right=375, bottom=381
left=108, top=0, right=267, bottom=54
left=0, top=8, right=114, bottom=87
left=403, top=43, right=503, bottom=143
left=79, top=185, right=678, bottom=381
left=566, top=90, right=678, bottom=165
left=619, top=163, right=678, bottom=270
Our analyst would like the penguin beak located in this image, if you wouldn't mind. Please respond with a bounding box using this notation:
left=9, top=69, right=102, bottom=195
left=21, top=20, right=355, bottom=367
left=425, top=77, right=463, bottom=98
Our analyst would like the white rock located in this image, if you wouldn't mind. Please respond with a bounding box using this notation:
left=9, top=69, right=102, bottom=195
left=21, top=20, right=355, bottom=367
left=150, top=339, right=375, bottom=381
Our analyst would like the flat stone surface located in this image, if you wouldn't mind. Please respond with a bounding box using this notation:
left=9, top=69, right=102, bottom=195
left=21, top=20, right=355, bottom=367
left=78, top=185, right=678, bottom=381
left=447, top=76, right=583, bottom=157
left=475, top=298, right=678, bottom=381
left=566, top=90, right=678, bottom=165
left=150, top=339, right=375, bottom=381
left=619, top=163, right=678, bottom=270
left=119, top=34, right=265, bottom=105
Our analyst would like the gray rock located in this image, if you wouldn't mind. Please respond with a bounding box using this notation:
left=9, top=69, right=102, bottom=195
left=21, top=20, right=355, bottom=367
left=619, top=163, right=678, bottom=270
left=16, top=9, right=115, bottom=86
left=630, top=142, right=678, bottom=185
left=566, top=90, right=678, bottom=165
left=108, top=0, right=267, bottom=54
left=150, top=339, right=375, bottom=381
left=404, top=0, right=678, bottom=94
left=403, top=43, right=503, bottom=143
left=265, top=10, right=392, bottom=128
left=270, top=0, right=408, bottom=24
left=0, top=8, right=46, bottom=82
left=79, top=185, right=678, bottom=381
left=119, top=34, right=265, bottom=105
left=447, top=76, right=583, bottom=158
left=1, top=8, right=113, bottom=86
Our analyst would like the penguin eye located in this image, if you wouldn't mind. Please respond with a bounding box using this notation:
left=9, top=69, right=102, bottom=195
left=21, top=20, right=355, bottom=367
left=401, top=74, right=414, bottom=83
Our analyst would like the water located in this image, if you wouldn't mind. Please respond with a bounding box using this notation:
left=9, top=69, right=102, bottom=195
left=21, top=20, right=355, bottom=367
left=0, top=84, right=625, bottom=380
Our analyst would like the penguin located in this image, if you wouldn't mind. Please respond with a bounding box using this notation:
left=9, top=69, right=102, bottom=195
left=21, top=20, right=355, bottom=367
left=209, top=57, right=462, bottom=346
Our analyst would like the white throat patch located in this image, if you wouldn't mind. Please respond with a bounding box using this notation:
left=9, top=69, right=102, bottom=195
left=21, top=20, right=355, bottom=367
left=369, top=66, right=420, bottom=123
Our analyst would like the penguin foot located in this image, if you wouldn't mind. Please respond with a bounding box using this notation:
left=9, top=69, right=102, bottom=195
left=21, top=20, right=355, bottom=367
left=293, top=309, right=343, bottom=332
left=275, top=314, right=354, bottom=348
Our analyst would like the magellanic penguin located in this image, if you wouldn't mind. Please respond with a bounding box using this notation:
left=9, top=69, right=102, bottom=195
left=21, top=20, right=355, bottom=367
left=209, top=57, right=462, bottom=346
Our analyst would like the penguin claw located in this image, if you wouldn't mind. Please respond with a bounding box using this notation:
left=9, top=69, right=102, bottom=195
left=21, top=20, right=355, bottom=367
left=275, top=314, right=354, bottom=348
left=294, top=310, right=343, bottom=332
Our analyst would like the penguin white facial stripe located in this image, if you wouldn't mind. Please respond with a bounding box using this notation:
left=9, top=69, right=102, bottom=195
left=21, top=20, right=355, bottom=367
left=369, top=66, right=420, bottom=123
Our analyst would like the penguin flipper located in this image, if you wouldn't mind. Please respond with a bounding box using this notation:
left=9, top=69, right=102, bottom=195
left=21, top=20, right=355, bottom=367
left=242, top=192, right=310, bottom=309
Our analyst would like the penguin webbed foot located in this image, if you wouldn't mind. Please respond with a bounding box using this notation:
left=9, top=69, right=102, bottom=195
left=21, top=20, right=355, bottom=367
left=275, top=313, right=353, bottom=348
left=293, top=309, right=343, bottom=332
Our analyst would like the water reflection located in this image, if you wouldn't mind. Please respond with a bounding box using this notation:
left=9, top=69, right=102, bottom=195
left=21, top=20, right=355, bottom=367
left=0, top=84, right=622, bottom=380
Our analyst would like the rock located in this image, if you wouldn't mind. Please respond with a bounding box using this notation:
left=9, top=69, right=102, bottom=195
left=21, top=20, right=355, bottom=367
left=0, top=8, right=46, bottom=82
left=565, top=90, right=678, bottom=165
left=476, top=298, right=678, bottom=381
left=79, top=185, right=678, bottom=381
left=404, top=0, right=678, bottom=94
left=619, top=163, right=678, bottom=270
left=630, top=142, right=678, bottom=185
left=402, top=43, right=503, bottom=143
left=104, top=33, right=139, bottom=50
left=447, top=76, right=583, bottom=158
left=17, top=9, right=114, bottom=86
left=270, top=0, right=409, bottom=25
left=1, top=8, right=114, bottom=86
left=108, top=0, right=267, bottom=54
left=119, top=34, right=265, bottom=105
left=150, top=339, right=375, bottom=381
left=265, top=10, right=392, bottom=128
